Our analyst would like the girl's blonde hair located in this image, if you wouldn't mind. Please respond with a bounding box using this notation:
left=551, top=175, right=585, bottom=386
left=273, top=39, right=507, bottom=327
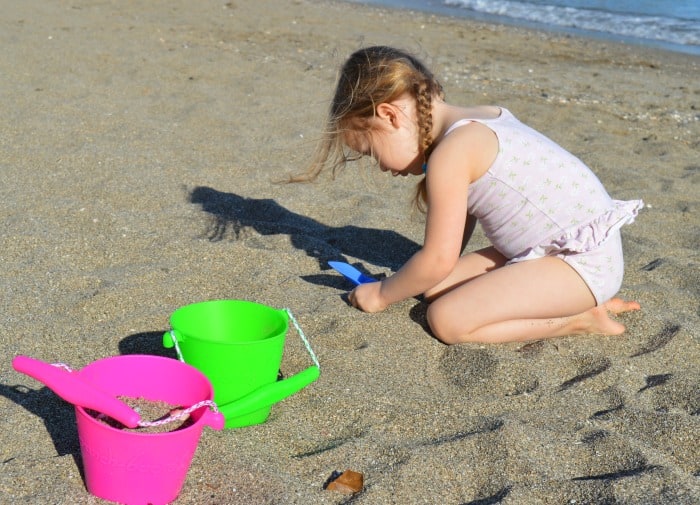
left=293, top=46, right=444, bottom=211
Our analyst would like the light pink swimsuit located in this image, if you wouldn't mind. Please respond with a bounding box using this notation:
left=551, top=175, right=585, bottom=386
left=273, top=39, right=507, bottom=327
left=447, top=108, right=643, bottom=304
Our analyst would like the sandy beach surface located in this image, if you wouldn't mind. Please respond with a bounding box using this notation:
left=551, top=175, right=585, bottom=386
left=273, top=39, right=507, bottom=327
left=1, top=1, right=698, bottom=504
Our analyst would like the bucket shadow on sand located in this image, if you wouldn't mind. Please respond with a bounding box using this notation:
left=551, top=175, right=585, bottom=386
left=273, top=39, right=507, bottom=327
left=0, top=383, right=82, bottom=468
left=188, top=186, right=421, bottom=276
left=118, top=331, right=179, bottom=358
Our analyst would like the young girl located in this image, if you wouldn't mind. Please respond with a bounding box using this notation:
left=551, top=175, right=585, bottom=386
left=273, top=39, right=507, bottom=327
left=300, top=46, right=643, bottom=344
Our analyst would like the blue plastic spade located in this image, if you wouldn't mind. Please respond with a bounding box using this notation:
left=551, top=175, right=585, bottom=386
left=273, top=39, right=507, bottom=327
left=328, top=261, right=377, bottom=285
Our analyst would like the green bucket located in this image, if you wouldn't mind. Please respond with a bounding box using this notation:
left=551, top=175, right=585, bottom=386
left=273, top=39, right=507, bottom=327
left=163, top=300, right=320, bottom=429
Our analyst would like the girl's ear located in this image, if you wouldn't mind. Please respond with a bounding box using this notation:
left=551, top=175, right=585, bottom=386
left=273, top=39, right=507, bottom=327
left=375, top=103, right=399, bottom=127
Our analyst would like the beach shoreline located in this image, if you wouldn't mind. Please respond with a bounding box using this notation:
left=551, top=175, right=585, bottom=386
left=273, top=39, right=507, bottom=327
left=341, top=0, right=700, bottom=57
left=1, top=0, right=698, bottom=503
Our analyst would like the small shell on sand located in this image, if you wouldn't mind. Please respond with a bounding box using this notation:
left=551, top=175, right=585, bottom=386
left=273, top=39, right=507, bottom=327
left=326, top=469, right=364, bottom=494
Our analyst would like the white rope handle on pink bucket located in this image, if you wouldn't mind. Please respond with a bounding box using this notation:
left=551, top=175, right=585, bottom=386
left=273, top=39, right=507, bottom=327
left=169, top=308, right=320, bottom=370
left=136, top=399, right=219, bottom=428
left=49, top=363, right=219, bottom=428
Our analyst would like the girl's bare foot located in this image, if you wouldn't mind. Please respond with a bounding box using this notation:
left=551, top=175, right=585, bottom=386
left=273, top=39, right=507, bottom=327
left=579, top=297, right=640, bottom=335
left=604, top=297, right=641, bottom=315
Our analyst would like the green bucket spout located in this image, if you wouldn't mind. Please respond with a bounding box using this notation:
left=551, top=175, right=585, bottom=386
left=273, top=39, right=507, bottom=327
left=163, top=300, right=320, bottom=429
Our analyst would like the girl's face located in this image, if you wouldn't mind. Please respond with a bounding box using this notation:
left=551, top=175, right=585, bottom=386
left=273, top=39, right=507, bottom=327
left=345, top=100, right=425, bottom=177
left=369, top=122, right=424, bottom=177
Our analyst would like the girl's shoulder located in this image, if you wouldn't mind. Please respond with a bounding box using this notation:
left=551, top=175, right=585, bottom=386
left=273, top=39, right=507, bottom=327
left=441, top=105, right=505, bottom=137
left=429, top=117, right=499, bottom=184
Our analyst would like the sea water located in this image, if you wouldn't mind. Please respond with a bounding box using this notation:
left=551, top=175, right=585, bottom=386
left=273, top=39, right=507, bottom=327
left=344, top=0, right=700, bottom=56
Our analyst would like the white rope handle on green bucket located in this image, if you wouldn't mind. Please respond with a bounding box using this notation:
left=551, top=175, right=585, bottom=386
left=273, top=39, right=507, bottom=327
left=169, top=330, right=185, bottom=363
left=169, top=308, right=320, bottom=370
left=285, top=308, right=321, bottom=370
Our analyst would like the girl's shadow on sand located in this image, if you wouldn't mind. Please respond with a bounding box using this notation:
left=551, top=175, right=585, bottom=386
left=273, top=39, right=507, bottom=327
left=188, top=186, right=421, bottom=283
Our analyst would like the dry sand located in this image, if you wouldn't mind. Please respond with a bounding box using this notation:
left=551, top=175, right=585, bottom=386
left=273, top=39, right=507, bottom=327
left=1, top=0, right=698, bottom=504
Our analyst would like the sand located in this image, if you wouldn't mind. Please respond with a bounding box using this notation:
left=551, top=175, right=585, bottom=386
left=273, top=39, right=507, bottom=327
left=1, top=0, right=698, bottom=503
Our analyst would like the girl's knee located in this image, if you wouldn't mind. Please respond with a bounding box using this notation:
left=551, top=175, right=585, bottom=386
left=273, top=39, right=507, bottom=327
left=426, top=303, right=466, bottom=345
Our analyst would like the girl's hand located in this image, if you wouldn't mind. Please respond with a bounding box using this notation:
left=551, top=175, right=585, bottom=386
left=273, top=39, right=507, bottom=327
left=348, top=281, right=388, bottom=313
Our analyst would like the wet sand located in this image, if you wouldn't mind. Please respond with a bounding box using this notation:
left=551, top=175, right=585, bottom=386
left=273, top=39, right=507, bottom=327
left=1, top=0, right=698, bottom=503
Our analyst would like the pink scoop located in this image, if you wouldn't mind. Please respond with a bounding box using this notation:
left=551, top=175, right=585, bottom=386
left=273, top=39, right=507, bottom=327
left=12, top=355, right=141, bottom=428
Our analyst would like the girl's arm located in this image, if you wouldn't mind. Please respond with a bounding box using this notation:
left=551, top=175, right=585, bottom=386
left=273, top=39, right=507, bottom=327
left=351, top=122, right=497, bottom=311
left=461, top=212, right=477, bottom=253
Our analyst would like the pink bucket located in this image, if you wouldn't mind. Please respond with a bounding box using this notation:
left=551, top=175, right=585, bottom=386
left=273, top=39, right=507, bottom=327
left=74, top=355, right=224, bottom=505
